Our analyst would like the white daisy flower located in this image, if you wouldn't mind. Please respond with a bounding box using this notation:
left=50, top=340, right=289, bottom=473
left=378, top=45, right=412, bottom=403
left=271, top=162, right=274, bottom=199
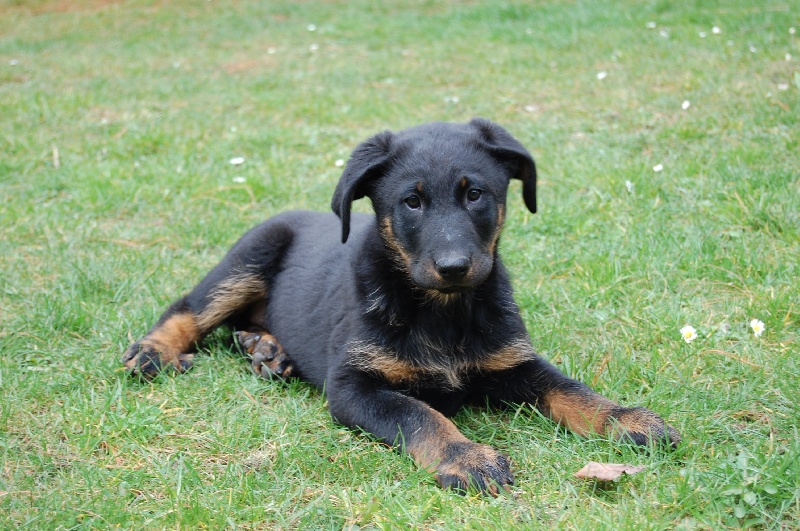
left=750, top=319, right=765, bottom=337
left=680, top=325, right=697, bottom=343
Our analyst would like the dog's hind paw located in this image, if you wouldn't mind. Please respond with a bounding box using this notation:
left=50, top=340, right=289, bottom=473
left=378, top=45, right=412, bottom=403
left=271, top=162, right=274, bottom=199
left=235, top=330, right=294, bottom=379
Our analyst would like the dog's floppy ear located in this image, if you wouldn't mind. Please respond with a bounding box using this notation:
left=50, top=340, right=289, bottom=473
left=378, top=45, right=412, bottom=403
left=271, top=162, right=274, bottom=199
left=469, top=118, right=537, bottom=213
left=331, top=130, right=394, bottom=243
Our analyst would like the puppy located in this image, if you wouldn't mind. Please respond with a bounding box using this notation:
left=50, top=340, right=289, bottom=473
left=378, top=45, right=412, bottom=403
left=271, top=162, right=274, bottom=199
left=123, top=118, right=679, bottom=494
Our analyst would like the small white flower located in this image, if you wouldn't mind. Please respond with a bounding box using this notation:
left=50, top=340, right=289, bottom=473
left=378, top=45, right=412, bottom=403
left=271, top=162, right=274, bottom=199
left=232, top=176, right=246, bottom=183
left=307, top=24, right=317, bottom=32
left=334, top=159, right=345, bottom=167
left=712, top=26, right=722, bottom=35
left=444, top=95, right=460, bottom=104
left=229, top=156, right=245, bottom=165
left=646, top=21, right=657, bottom=29
left=681, top=100, right=691, bottom=110
left=309, top=43, right=319, bottom=52
left=267, top=47, right=277, bottom=55
left=625, top=180, right=634, bottom=193
left=790, top=27, right=796, bottom=35
left=9, top=59, right=19, bottom=66
left=749, top=45, right=757, bottom=53
left=680, top=325, right=697, bottom=343
left=523, top=104, right=538, bottom=113
left=777, top=82, right=789, bottom=91
left=750, top=319, right=765, bottom=337
left=653, top=163, right=664, bottom=172
left=596, top=71, right=608, bottom=80
left=786, top=53, right=792, bottom=62
left=659, top=29, right=669, bottom=39
left=699, top=31, right=707, bottom=38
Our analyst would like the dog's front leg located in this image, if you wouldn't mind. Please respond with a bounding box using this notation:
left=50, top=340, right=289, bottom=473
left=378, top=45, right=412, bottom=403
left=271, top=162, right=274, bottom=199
left=122, top=221, right=294, bottom=378
left=483, top=355, right=680, bottom=447
left=327, top=368, right=513, bottom=494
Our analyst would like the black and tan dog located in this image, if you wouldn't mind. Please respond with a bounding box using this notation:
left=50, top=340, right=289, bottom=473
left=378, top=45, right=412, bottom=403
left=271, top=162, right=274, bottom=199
left=123, top=118, right=679, bottom=494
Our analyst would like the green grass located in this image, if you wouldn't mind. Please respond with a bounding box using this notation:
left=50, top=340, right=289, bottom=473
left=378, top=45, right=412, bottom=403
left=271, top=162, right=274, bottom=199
left=1, top=0, right=798, bottom=528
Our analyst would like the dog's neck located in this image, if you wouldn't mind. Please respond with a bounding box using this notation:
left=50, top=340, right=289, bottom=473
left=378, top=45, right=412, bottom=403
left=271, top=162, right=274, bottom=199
left=355, top=229, right=521, bottom=358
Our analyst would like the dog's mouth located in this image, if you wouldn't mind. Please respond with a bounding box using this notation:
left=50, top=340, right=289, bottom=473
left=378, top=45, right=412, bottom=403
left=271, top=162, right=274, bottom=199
left=411, top=260, right=492, bottom=294
left=432, top=285, right=469, bottom=295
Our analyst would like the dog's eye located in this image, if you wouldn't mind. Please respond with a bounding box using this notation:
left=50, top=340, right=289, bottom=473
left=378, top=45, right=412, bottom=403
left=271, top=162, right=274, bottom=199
left=466, top=188, right=483, bottom=202
left=404, top=194, right=421, bottom=209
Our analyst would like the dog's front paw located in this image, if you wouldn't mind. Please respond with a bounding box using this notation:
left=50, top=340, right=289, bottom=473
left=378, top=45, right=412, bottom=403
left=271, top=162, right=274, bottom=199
left=434, top=442, right=514, bottom=495
left=122, top=339, right=194, bottom=379
left=609, top=407, right=681, bottom=448
left=235, top=330, right=293, bottom=379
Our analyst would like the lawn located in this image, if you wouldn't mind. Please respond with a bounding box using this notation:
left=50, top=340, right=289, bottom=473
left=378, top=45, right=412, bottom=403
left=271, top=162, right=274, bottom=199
left=1, top=0, right=798, bottom=528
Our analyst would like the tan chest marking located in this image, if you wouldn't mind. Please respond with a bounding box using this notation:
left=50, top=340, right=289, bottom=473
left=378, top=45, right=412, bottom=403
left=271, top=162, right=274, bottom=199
left=346, top=339, right=535, bottom=389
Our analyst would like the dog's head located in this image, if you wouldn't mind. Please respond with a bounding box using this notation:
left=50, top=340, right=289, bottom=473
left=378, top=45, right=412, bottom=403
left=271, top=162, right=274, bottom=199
left=332, top=118, right=536, bottom=294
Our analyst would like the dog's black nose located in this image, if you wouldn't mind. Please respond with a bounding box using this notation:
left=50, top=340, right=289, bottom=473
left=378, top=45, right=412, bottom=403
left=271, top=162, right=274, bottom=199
left=435, top=256, right=470, bottom=281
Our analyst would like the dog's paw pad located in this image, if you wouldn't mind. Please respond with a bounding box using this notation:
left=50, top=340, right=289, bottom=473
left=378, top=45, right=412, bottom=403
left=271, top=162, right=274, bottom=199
left=235, top=330, right=293, bottom=379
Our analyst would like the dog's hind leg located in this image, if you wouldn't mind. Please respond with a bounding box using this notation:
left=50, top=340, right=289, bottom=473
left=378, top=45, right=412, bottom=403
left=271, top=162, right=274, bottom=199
left=122, top=222, right=294, bottom=379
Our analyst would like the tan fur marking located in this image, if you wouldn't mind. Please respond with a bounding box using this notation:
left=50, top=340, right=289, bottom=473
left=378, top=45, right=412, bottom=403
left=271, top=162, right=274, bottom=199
left=474, top=339, right=534, bottom=372
left=488, top=204, right=505, bottom=256
left=347, top=338, right=533, bottom=390
left=146, top=312, right=201, bottom=364
left=422, top=290, right=462, bottom=306
left=379, top=217, right=413, bottom=271
left=405, top=403, right=469, bottom=470
left=195, top=273, right=266, bottom=332
left=543, top=389, right=618, bottom=436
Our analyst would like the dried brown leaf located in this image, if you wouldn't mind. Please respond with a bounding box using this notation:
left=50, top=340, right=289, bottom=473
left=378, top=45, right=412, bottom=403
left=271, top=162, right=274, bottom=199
left=574, top=461, right=645, bottom=481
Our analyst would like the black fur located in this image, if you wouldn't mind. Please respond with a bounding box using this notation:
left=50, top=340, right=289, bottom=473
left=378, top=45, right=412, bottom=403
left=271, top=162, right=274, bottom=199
left=124, top=118, right=679, bottom=494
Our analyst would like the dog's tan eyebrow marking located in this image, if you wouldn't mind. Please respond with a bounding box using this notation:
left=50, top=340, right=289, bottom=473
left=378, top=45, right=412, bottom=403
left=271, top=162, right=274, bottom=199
left=459, top=176, right=468, bottom=188
left=415, top=181, right=424, bottom=193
